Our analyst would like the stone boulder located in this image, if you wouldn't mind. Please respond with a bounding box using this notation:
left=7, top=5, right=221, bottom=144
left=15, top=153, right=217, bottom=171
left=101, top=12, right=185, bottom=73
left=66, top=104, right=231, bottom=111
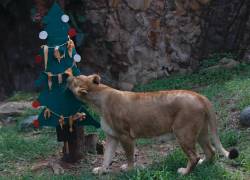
left=219, top=58, right=239, bottom=69
left=0, top=101, right=32, bottom=117
left=240, top=106, right=250, bottom=126
left=201, top=58, right=239, bottom=72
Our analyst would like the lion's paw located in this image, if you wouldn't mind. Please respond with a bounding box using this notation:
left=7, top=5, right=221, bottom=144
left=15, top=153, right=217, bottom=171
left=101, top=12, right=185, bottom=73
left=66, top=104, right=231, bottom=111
left=120, top=163, right=137, bottom=171
left=177, top=167, right=189, bottom=175
left=92, top=166, right=109, bottom=175
left=120, top=164, right=128, bottom=171
left=198, top=158, right=206, bottom=165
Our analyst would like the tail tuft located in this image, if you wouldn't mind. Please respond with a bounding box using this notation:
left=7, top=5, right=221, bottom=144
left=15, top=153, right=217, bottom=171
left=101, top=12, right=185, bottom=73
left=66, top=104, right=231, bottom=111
left=228, top=148, right=239, bottom=159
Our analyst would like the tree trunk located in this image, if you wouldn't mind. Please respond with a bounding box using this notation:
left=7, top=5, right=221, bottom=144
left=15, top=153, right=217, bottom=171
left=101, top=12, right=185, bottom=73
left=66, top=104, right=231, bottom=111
left=62, top=126, right=85, bottom=163
left=62, top=127, right=100, bottom=163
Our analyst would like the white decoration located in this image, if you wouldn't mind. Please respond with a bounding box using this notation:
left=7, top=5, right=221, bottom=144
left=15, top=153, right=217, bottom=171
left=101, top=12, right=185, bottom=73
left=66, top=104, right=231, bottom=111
left=39, top=31, right=48, bottom=40
left=55, top=46, right=59, bottom=50
left=61, top=14, right=69, bottom=23
left=74, top=54, right=81, bottom=62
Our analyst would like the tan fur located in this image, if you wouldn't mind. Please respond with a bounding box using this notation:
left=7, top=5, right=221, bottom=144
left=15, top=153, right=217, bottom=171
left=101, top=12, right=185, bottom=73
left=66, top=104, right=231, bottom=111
left=68, top=74, right=233, bottom=175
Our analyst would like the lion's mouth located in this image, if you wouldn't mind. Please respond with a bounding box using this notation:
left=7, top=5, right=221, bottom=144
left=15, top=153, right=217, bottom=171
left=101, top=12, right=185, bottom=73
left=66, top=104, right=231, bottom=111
left=67, top=76, right=74, bottom=87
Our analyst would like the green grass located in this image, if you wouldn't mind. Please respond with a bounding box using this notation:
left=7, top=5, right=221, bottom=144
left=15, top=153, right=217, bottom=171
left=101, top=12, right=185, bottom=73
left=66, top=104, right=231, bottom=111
left=116, top=149, right=243, bottom=180
left=135, top=63, right=250, bottom=92
left=0, top=126, right=58, bottom=174
left=0, top=127, right=57, bottom=161
left=1, top=61, right=250, bottom=179
left=0, top=107, right=58, bottom=176
left=200, top=52, right=238, bottom=69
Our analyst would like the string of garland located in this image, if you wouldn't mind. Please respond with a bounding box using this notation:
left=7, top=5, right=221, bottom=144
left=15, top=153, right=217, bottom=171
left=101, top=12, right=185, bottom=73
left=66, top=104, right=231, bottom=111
left=39, top=37, right=79, bottom=89
left=43, top=63, right=75, bottom=90
left=43, top=63, right=76, bottom=77
left=41, top=37, right=78, bottom=70
left=42, top=41, right=68, bottom=49
left=43, top=106, right=84, bottom=119
left=43, top=106, right=86, bottom=132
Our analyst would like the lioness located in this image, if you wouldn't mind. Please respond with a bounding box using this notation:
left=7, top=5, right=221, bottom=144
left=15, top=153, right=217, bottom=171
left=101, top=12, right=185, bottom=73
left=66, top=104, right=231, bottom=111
left=68, top=74, right=238, bottom=175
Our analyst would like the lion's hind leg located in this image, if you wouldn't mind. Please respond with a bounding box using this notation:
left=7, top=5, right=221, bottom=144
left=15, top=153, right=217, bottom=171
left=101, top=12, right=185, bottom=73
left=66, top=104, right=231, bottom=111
left=173, top=115, right=202, bottom=175
left=175, top=132, right=200, bottom=175
left=198, top=124, right=215, bottom=164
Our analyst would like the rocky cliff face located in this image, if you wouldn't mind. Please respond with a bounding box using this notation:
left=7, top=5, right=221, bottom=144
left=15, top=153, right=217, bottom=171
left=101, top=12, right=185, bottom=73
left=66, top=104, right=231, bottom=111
left=82, top=0, right=250, bottom=89
left=83, top=0, right=203, bottom=89
left=0, top=0, right=250, bottom=99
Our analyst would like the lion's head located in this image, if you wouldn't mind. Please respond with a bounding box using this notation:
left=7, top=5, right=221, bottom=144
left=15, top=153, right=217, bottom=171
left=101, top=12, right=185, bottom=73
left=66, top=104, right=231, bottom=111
left=67, top=74, right=101, bottom=97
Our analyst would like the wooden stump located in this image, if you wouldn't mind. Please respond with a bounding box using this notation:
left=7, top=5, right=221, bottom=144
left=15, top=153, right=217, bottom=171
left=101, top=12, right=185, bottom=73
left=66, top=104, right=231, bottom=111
left=62, top=127, right=101, bottom=163
left=31, top=128, right=103, bottom=174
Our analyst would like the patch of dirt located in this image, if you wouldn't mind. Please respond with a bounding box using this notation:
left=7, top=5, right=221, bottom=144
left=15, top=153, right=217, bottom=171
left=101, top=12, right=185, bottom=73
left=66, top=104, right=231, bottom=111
left=228, top=110, right=241, bottom=129
left=224, top=98, right=245, bottom=130
left=213, top=96, right=243, bottom=130
left=89, top=142, right=175, bottom=173
left=29, top=137, right=177, bottom=176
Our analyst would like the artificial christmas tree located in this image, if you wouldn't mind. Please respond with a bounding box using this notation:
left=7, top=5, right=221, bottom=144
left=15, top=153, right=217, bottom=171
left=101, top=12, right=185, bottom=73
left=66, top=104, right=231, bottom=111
left=33, top=2, right=100, bottom=163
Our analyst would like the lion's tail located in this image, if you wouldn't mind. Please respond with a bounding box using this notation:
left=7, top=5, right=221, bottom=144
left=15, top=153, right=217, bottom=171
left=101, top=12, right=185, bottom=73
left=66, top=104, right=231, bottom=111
left=206, top=101, right=239, bottom=159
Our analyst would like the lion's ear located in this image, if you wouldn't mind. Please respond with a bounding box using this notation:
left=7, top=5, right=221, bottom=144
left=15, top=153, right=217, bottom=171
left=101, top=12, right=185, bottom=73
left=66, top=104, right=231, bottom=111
left=92, top=74, right=101, bottom=85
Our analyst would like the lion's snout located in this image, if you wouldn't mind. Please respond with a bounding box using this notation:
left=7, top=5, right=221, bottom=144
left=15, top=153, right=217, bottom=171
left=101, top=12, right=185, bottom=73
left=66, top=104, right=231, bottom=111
left=67, top=76, right=77, bottom=92
left=67, top=76, right=88, bottom=97
left=67, top=76, right=75, bottom=85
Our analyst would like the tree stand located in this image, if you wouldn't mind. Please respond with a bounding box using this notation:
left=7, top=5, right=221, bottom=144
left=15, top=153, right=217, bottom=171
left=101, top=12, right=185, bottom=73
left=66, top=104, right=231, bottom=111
left=61, top=126, right=101, bottom=163
left=62, top=126, right=85, bottom=163
left=31, top=127, right=102, bottom=174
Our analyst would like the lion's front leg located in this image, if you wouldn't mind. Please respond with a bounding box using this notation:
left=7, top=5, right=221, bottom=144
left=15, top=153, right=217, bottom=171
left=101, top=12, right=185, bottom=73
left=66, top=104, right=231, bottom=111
left=92, top=135, right=118, bottom=174
left=119, top=135, right=135, bottom=171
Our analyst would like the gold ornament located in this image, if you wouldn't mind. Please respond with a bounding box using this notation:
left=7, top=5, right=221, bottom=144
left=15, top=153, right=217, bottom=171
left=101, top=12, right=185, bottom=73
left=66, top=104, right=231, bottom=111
left=54, top=46, right=64, bottom=63
left=41, top=45, right=49, bottom=70
left=47, top=72, right=52, bottom=90
left=65, top=68, right=73, bottom=76
left=67, top=39, right=75, bottom=58
left=43, top=108, right=51, bottom=119
left=74, top=112, right=86, bottom=121
left=59, top=116, right=64, bottom=129
left=58, top=74, right=63, bottom=84
left=69, top=116, right=74, bottom=132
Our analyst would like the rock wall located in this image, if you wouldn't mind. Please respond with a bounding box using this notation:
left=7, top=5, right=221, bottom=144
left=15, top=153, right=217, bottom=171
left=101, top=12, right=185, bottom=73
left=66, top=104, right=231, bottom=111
left=83, top=0, right=205, bottom=89
left=82, top=0, right=250, bottom=90
left=1, top=0, right=250, bottom=99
